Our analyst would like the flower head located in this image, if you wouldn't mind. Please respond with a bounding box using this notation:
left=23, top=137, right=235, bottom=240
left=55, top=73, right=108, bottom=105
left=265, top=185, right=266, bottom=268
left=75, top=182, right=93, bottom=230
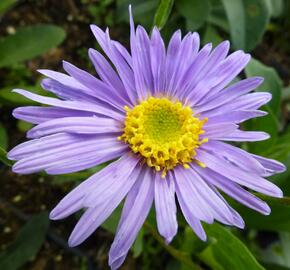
left=8, top=6, right=285, bottom=270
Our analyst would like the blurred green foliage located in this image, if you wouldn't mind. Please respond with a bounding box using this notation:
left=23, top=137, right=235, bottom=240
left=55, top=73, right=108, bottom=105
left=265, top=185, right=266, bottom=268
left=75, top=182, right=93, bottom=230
left=0, top=0, right=290, bottom=269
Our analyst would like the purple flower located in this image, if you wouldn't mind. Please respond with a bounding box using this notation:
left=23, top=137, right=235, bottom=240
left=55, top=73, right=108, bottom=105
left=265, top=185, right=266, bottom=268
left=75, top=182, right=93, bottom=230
left=9, top=6, right=285, bottom=270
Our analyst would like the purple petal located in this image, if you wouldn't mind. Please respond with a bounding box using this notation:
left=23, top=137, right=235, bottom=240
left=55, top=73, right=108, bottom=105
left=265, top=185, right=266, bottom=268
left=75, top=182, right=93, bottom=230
left=88, top=48, right=131, bottom=103
left=196, top=149, right=283, bottom=197
left=11, top=135, right=126, bottom=174
left=90, top=25, right=137, bottom=104
left=252, top=154, right=286, bottom=175
left=12, top=89, right=124, bottom=120
left=174, top=166, right=214, bottom=223
left=12, top=106, right=93, bottom=124
left=203, top=122, right=238, bottom=139
left=26, top=116, right=121, bottom=139
left=171, top=171, right=206, bottom=241
left=207, top=110, right=267, bottom=124
left=109, top=167, right=154, bottom=270
left=196, top=77, right=264, bottom=112
left=194, top=165, right=271, bottom=215
left=49, top=154, right=139, bottom=220
left=68, top=158, right=142, bottom=247
left=154, top=173, right=178, bottom=243
left=219, top=130, right=270, bottom=141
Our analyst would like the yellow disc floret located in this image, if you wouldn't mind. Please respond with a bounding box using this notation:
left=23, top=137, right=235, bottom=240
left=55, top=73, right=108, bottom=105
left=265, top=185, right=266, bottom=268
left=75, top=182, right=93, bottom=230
left=119, top=97, right=208, bottom=177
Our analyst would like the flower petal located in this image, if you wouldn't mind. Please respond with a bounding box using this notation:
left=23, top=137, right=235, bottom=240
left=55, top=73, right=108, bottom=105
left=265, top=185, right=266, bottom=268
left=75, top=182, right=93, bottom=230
left=154, top=173, right=178, bottom=243
left=109, top=167, right=154, bottom=270
left=26, top=116, right=121, bottom=139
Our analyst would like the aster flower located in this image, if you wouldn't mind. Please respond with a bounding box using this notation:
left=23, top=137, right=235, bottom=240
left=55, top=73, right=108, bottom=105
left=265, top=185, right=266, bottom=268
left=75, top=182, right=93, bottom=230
left=8, top=6, right=285, bottom=269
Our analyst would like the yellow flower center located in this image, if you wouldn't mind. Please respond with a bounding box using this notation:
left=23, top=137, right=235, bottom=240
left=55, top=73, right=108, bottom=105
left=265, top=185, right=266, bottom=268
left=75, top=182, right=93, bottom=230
left=119, top=97, right=208, bottom=177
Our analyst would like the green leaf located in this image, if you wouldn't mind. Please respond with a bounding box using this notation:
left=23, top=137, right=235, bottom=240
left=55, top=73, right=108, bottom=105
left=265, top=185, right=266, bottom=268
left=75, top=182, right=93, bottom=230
left=153, top=0, right=174, bottom=30
left=0, top=84, right=48, bottom=105
left=0, top=0, right=18, bottom=16
left=101, top=204, right=122, bottom=233
left=200, top=223, right=265, bottom=270
left=233, top=196, right=290, bottom=233
left=117, top=0, right=158, bottom=29
left=244, top=0, right=270, bottom=51
left=0, top=212, right=49, bottom=270
left=220, top=0, right=246, bottom=49
left=0, top=24, right=66, bottom=67
left=0, top=146, right=13, bottom=166
left=202, top=24, right=223, bottom=47
left=265, top=0, right=285, bottom=18
left=132, top=229, right=144, bottom=258
left=245, top=58, right=282, bottom=154
left=176, top=0, right=211, bottom=31
left=221, top=0, right=270, bottom=51
left=0, top=123, right=8, bottom=150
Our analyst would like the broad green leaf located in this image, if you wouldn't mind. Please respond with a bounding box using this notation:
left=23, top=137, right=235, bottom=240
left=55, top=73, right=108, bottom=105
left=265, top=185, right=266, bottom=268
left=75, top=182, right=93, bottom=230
left=153, top=0, right=174, bottom=30
left=200, top=223, right=265, bottom=270
left=245, top=58, right=282, bottom=154
left=0, top=123, right=8, bottom=150
left=0, top=84, right=48, bottom=105
left=117, top=0, right=158, bottom=29
left=265, top=0, right=285, bottom=18
left=0, top=0, right=17, bottom=16
left=101, top=204, right=122, bottom=233
left=0, top=146, right=13, bottom=166
left=221, top=0, right=270, bottom=51
left=203, top=24, right=223, bottom=47
left=220, top=0, right=245, bottom=49
left=233, top=196, right=290, bottom=233
left=0, top=212, right=49, bottom=270
left=244, top=0, right=270, bottom=51
left=132, top=229, right=144, bottom=258
left=176, top=0, right=211, bottom=31
left=0, top=24, right=66, bottom=67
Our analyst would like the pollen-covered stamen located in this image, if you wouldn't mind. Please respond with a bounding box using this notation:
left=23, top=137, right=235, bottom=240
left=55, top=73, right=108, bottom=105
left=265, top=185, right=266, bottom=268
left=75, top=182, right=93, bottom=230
left=119, top=97, right=207, bottom=177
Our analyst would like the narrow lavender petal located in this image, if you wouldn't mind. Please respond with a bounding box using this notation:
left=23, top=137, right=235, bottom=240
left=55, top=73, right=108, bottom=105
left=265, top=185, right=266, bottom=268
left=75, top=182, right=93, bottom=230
left=62, top=61, right=127, bottom=111
left=168, top=33, right=199, bottom=96
left=109, top=167, right=154, bottom=269
left=185, top=40, right=230, bottom=95
left=38, top=69, right=91, bottom=93
left=150, top=27, right=166, bottom=94
left=129, top=6, right=150, bottom=100
left=174, top=166, right=214, bottom=223
left=196, top=148, right=283, bottom=197
left=179, top=43, right=212, bottom=100
left=68, top=161, right=142, bottom=248
left=45, top=147, right=127, bottom=175
left=26, top=116, right=121, bottom=139
left=204, top=92, right=272, bottom=118
left=8, top=133, right=101, bottom=160
left=185, top=167, right=236, bottom=226
left=50, top=154, right=138, bottom=220
left=196, top=77, right=264, bottom=112
left=199, top=51, right=251, bottom=103
left=135, top=26, right=154, bottom=93
left=171, top=172, right=206, bottom=241
left=218, top=130, right=270, bottom=141
left=201, top=141, right=266, bottom=176
left=12, top=106, right=93, bottom=124
left=154, top=173, right=178, bottom=243
left=202, top=122, right=238, bottom=139
left=165, top=30, right=182, bottom=96
left=194, top=165, right=271, bottom=215
left=88, top=49, right=127, bottom=95
left=251, top=154, right=286, bottom=175
left=207, top=110, right=267, bottom=124
left=12, top=89, right=124, bottom=120
left=90, top=25, right=136, bottom=102
left=113, top=40, right=133, bottom=67
left=12, top=136, right=125, bottom=174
